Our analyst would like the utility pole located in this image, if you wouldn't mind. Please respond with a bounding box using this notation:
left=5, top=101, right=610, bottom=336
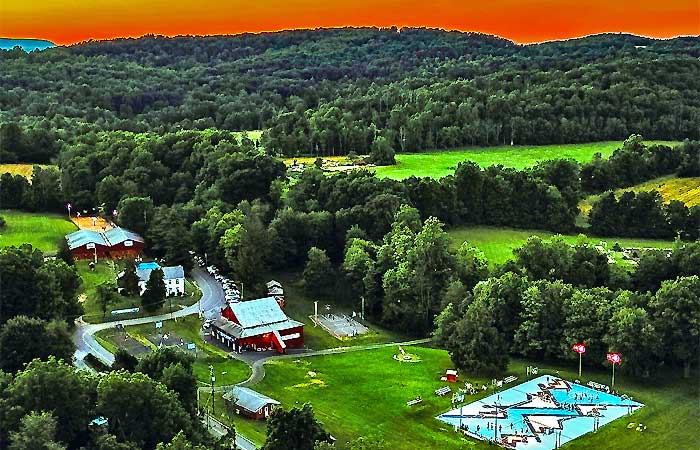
left=210, top=364, right=215, bottom=417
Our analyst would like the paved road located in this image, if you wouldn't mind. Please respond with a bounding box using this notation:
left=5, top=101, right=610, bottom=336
left=73, top=267, right=225, bottom=368
left=202, top=415, right=258, bottom=450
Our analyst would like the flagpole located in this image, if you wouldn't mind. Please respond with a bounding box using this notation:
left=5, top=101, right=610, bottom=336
left=579, top=352, right=582, bottom=378
left=611, top=362, right=615, bottom=389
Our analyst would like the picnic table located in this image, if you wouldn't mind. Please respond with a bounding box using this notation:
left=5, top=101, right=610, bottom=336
left=406, top=397, right=423, bottom=406
left=435, top=386, right=451, bottom=396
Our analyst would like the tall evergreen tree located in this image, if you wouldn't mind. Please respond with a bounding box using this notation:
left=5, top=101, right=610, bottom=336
left=142, top=269, right=166, bottom=312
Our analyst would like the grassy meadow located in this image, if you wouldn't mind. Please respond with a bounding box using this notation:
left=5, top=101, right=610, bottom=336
left=372, top=141, right=680, bottom=180
left=203, top=345, right=698, bottom=450
left=448, top=226, right=675, bottom=265
left=579, top=176, right=700, bottom=217
left=0, top=209, right=77, bottom=253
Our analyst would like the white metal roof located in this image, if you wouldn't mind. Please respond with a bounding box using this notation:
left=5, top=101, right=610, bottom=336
left=213, top=296, right=303, bottom=339
left=223, top=386, right=280, bottom=412
left=105, top=227, right=144, bottom=245
left=232, top=297, right=289, bottom=329
left=136, top=265, right=184, bottom=282
left=66, top=229, right=108, bottom=250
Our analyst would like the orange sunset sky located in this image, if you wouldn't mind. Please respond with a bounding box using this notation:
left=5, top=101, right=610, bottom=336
left=1, top=0, right=698, bottom=45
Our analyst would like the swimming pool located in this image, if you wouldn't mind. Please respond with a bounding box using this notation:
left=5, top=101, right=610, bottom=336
left=437, top=375, right=643, bottom=449
left=136, top=261, right=160, bottom=270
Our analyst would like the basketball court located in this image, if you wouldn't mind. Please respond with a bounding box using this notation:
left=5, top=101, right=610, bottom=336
left=312, top=313, right=370, bottom=339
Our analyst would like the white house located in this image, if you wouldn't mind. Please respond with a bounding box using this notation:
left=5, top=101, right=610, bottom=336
left=136, top=262, right=185, bottom=297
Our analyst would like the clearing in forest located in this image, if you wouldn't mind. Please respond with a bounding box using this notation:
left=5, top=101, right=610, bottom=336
left=0, top=209, right=77, bottom=253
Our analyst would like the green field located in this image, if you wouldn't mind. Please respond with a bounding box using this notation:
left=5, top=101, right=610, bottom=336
left=204, top=346, right=698, bottom=450
left=232, top=129, right=263, bottom=144
left=78, top=260, right=201, bottom=323
left=372, top=141, right=680, bottom=180
left=0, top=209, right=77, bottom=253
left=448, top=226, right=675, bottom=265
left=579, top=176, right=700, bottom=217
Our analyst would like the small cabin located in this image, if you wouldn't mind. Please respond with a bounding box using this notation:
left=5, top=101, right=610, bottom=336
left=445, top=369, right=458, bottom=383
left=223, top=386, right=280, bottom=420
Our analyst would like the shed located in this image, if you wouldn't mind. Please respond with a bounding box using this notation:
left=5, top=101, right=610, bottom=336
left=446, top=369, right=458, bottom=383
left=223, top=386, right=280, bottom=420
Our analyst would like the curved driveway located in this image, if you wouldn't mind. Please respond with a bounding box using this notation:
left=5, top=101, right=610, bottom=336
left=73, top=268, right=225, bottom=369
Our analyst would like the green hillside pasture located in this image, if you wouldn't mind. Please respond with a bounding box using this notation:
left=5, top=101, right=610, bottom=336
left=0, top=209, right=77, bottom=253
left=373, top=141, right=679, bottom=180
left=448, top=226, right=674, bottom=265
left=206, top=346, right=698, bottom=450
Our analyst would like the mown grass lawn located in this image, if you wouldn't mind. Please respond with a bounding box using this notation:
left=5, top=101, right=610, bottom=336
left=78, top=260, right=201, bottom=323
left=372, top=141, right=680, bottom=180
left=206, top=346, right=698, bottom=450
left=579, top=176, right=700, bottom=217
left=0, top=209, right=77, bottom=253
left=448, top=226, right=675, bottom=266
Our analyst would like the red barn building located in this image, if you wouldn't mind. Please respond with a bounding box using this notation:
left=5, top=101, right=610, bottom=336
left=211, top=297, right=304, bottom=353
left=66, top=230, right=111, bottom=259
left=104, top=227, right=145, bottom=258
left=66, top=227, right=144, bottom=260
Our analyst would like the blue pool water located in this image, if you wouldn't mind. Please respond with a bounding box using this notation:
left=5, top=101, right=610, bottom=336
left=136, top=261, right=160, bottom=270
left=437, top=375, right=643, bottom=449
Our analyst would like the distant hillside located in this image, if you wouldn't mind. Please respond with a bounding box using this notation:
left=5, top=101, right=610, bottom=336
left=0, top=38, right=55, bottom=51
left=0, top=28, right=698, bottom=154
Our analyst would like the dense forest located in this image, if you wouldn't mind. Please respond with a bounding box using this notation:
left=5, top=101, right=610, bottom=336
left=1, top=28, right=699, bottom=160
left=1, top=28, right=699, bottom=450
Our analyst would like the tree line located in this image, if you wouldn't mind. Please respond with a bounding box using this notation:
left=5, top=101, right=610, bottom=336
left=434, top=271, right=699, bottom=379
left=1, top=29, right=699, bottom=157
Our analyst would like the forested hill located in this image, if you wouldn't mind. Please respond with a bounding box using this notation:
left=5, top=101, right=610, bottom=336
left=1, top=27, right=699, bottom=157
